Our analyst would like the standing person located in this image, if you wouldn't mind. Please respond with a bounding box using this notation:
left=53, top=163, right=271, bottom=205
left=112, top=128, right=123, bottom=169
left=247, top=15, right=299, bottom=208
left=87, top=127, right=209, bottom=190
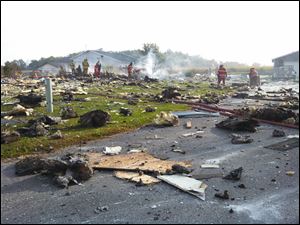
left=94, top=61, right=100, bottom=78
left=249, top=67, right=260, bottom=87
left=69, top=60, right=75, bottom=74
left=82, top=58, right=89, bottom=75
left=127, top=62, right=133, bottom=79
left=217, top=65, right=227, bottom=86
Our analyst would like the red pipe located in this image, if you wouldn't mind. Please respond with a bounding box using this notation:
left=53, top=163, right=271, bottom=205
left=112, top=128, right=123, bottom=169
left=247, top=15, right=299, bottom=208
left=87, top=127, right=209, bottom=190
left=173, top=100, right=237, bottom=114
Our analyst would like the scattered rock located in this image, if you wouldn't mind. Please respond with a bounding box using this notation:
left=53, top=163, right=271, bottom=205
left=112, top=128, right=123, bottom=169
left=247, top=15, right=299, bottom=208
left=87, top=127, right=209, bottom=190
left=229, top=208, right=234, bottom=213
left=162, top=87, right=181, bottom=99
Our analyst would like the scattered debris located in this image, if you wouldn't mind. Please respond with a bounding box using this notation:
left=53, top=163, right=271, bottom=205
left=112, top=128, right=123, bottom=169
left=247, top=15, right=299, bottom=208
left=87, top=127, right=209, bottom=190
left=60, top=106, right=78, bottom=119
left=114, top=171, right=160, bottom=185
left=162, top=87, right=181, bottom=99
left=238, top=184, right=246, bottom=188
left=128, top=98, right=138, bottom=105
left=29, top=115, right=61, bottom=126
left=223, top=167, right=243, bottom=181
left=157, top=174, right=207, bottom=200
left=145, top=106, right=156, bottom=113
left=18, top=121, right=49, bottom=137
left=154, top=112, right=179, bottom=127
left=171, top=164, right=192, bottom=174
left=264, top=138, right=299, bottom=151
left=79, top=110, right=110, bottom=127
left=119, top=107, right=132, bottom=116
left=172, top=148, right=186, bottom=154
left=229, top=208, right=234, bottom=213
left=3, top=104, right=34, bottom=117
left=272, top=129, right=286, bottom=137
left=215, top=190, right=229, bottom=200
left=185, top=121, right=192, bottom=129
left=286, top=171, right=295, bottom=176
left=15, top=153, right=93, bottom=187
left=49, top=130, right=63, bottom=139
left=145, top=135, right=164, bottom=140
left=231, top=133, right=253, bottom=144
left=200, top=164, right=220, bottom=169
left=103, top=146, right=122, bottom=155
left=237, top=107, right=298, bottom=124
left=17, top=92, right=43, bottom=107
left=181, top=131, right=204, bottom=137
left=1, top=130, right=21, bottom=144
left=216, top=117, right=259, bottom=132
left=94, top=206, right=109, bottom=214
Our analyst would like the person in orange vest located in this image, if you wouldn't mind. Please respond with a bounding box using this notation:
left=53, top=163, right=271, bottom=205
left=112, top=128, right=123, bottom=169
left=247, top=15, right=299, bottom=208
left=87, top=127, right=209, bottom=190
left=127, top=62, right=133, bottom=79
left=217, top=64, right=227, bottom=86
left=94, top=61, right=100, bottom=78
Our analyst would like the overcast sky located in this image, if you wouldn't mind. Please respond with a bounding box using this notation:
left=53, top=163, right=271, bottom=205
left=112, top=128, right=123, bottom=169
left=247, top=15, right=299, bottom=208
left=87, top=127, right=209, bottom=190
left=1, top=1, right=299, bottom=66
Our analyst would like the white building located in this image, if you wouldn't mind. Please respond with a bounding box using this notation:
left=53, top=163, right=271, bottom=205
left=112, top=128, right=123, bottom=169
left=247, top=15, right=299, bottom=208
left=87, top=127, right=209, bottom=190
left=272, top=51, right=299, bottom=81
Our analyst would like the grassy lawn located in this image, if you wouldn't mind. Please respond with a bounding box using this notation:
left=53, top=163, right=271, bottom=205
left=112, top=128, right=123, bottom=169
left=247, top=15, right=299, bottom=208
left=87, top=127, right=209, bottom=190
left=1, top=81, right=232, bottom=158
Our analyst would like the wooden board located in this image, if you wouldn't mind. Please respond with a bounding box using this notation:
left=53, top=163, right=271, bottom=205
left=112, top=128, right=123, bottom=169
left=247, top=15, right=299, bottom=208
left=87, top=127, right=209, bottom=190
left=87, top=152, right=191, bottom=174
left=114, top=171, right=160, bottom=185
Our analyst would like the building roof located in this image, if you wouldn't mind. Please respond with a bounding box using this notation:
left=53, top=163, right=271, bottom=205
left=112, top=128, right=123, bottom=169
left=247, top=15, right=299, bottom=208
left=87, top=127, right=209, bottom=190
left=272, top=51, right=299, bottom=62
left=37, top=62, right=66, bottom=69
left=71, top=50, right=139, bottom=64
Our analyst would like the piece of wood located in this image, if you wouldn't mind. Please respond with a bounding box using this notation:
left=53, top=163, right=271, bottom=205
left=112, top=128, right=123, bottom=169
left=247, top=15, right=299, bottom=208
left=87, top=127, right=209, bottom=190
left=114, top=171, right=160, bottom=185
left=87, top=152, right=191, bottom=174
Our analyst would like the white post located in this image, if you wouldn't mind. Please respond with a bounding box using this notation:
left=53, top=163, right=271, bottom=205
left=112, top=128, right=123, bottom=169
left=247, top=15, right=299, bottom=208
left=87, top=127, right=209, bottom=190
left=45, top=78, right=53, bottom=113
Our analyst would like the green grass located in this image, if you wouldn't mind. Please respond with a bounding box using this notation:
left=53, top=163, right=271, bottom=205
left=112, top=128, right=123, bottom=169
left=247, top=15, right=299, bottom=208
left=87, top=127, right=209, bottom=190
left=1, top=81, right=232, bottom=159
